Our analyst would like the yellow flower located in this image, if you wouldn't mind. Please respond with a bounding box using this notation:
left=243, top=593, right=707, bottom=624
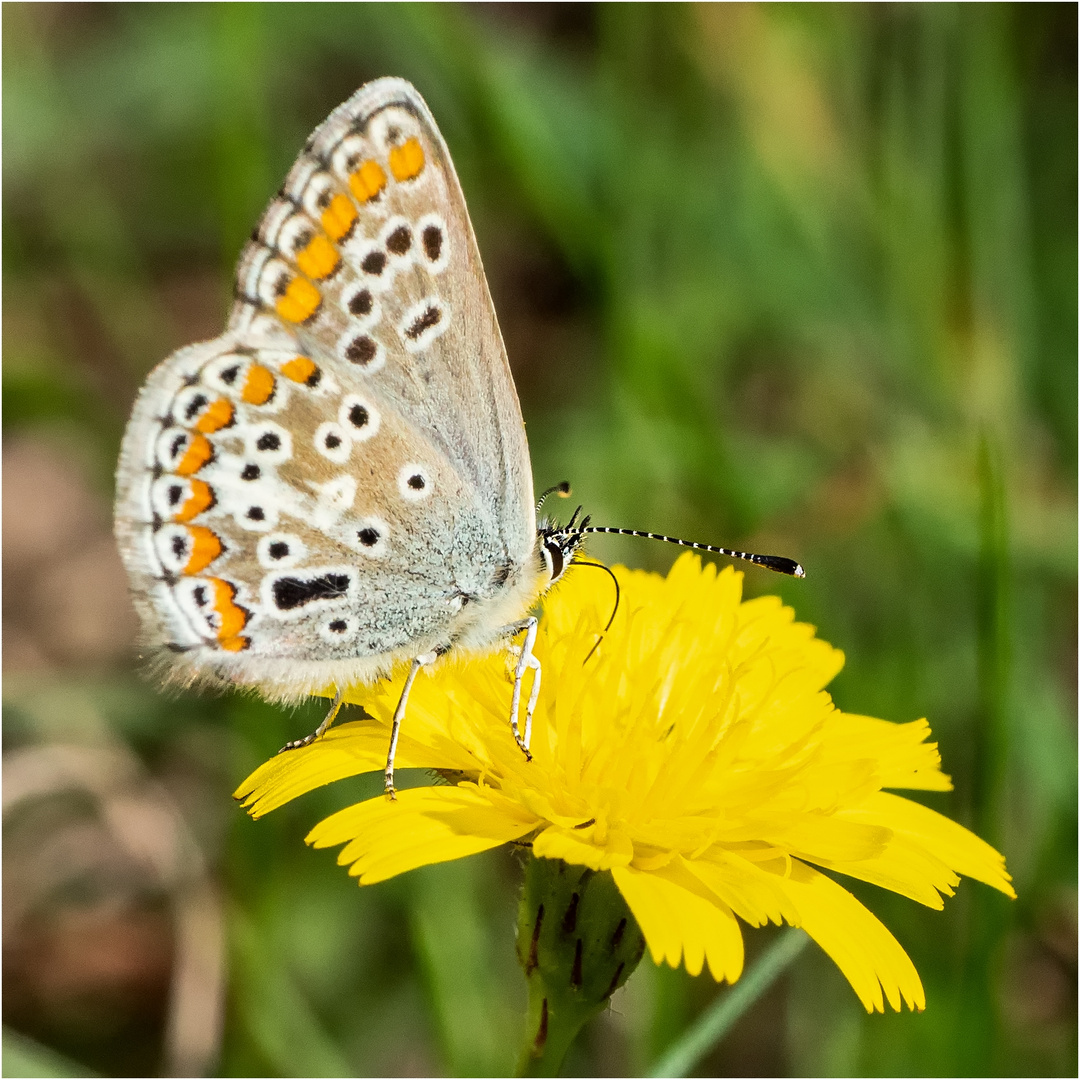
left=236, top=553, right=1014, bottom=1013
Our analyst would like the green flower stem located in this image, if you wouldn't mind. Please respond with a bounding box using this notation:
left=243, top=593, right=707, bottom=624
left=516, top=856, right=646, bottom=1077
left=648, top=928, right=808, bottom=1078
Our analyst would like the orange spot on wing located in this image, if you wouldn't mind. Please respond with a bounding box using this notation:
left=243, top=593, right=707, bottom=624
left=281, top=356, right=319, bottom=385
left=194, top=398, right=234, bottom=433
left=175, top=433, right=213, bottom=475
left=219, top=634, right=250, bottom=652
left=241, top=363, right=276, bottom=405
left=321, top=193, right=357, bottom=241
left=349, top=160, right=386, bottom=203
left=296, top=233, right=341, bottom=281
left=183, top=526, right=223, bottom=575
left=208, top=578, right=249, bottom=641
left=389, top=138, right=425, bottom=181
left=275, top=277, right=321, bottom=324
left=175, top=479, right=214, bottom=522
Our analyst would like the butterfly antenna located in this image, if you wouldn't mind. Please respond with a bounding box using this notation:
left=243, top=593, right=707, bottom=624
left=571, top=559, right=621, bottom=664
left=580, top=526, right=805, bottom=578
left=536, top=481, right=572, bottom=515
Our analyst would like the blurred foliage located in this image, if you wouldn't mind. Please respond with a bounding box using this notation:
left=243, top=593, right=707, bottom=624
left=3, top=3, right=1075, bottom=1076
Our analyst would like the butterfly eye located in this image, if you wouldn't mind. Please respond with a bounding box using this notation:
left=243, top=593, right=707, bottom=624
left=542, top=540, right=566, bottom=582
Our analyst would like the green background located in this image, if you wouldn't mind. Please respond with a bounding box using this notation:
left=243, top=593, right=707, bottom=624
left=3, top=3, right=1075, bottom=1076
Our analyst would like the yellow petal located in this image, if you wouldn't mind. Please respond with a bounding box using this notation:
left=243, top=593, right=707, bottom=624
left=306, top=784, right=538, bottom=885
left=846, top=791, right=1015, bottom=898
left=798, top=838, right=958, bottom=909
left=533, top=825, right=634, bottom=870
left=234, top=721, right=447, bottom=817
left=761, top=813, right=893, bottom=864
left=825, top=714, right=953, bottom=791
left=775, top=860, right=925, bottom=1012
left=686, top=849, right=800, bottom=928
left=612, top=863, right=744, bottom=983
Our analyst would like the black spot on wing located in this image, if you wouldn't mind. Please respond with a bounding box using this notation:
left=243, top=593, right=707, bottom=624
left=405, top=305, right=441, bottom=340
left=361, top=251, right=387, bottom=276
left=348, top=289, right=373, bottom=316
left=386, top=225, right=412, bottom=255
left=346, top=336, right=378, bottom=365
left=422, top=224, right=443, bottom=261
left=272, top=573, right=352, bottom=610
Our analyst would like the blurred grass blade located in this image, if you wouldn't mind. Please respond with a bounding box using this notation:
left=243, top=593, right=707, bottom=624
left=2, top=1028, right=96, bottom=1078
left=648, top=929, right=808, bottom=1078
left=409, top=860, right=516, bottom=1077
left=974, top=430, right=1011, bottom=839
left=230, top=904, right=351, bottom=1077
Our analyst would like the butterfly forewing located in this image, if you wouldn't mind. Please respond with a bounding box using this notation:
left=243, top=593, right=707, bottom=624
left=114, top=79, right=537, bottom=698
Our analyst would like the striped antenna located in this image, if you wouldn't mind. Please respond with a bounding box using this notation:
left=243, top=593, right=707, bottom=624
left=580, top=526, right=805, bottom=578
left=536, top=480, right=572, bottom=514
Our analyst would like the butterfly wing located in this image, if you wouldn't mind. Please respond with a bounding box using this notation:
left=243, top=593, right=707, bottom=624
left=114, top=79, right=539, bottom=699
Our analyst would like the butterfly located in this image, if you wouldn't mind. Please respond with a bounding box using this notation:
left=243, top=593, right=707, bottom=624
left=114, top=78, right=802, bottom=796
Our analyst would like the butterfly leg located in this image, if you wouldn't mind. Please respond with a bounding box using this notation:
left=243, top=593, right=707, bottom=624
left=507, top=617, right=540, bottom=759
left=385, top=650, right=440, bottom=800
left=279, top=686, right=344, bottom=753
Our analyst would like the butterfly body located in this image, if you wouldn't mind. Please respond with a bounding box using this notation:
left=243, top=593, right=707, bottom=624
left=115, top=79, right=559, bottom=718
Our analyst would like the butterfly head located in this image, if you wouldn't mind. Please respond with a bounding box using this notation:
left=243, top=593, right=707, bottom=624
left=537, top=505, right=590, bottom=585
